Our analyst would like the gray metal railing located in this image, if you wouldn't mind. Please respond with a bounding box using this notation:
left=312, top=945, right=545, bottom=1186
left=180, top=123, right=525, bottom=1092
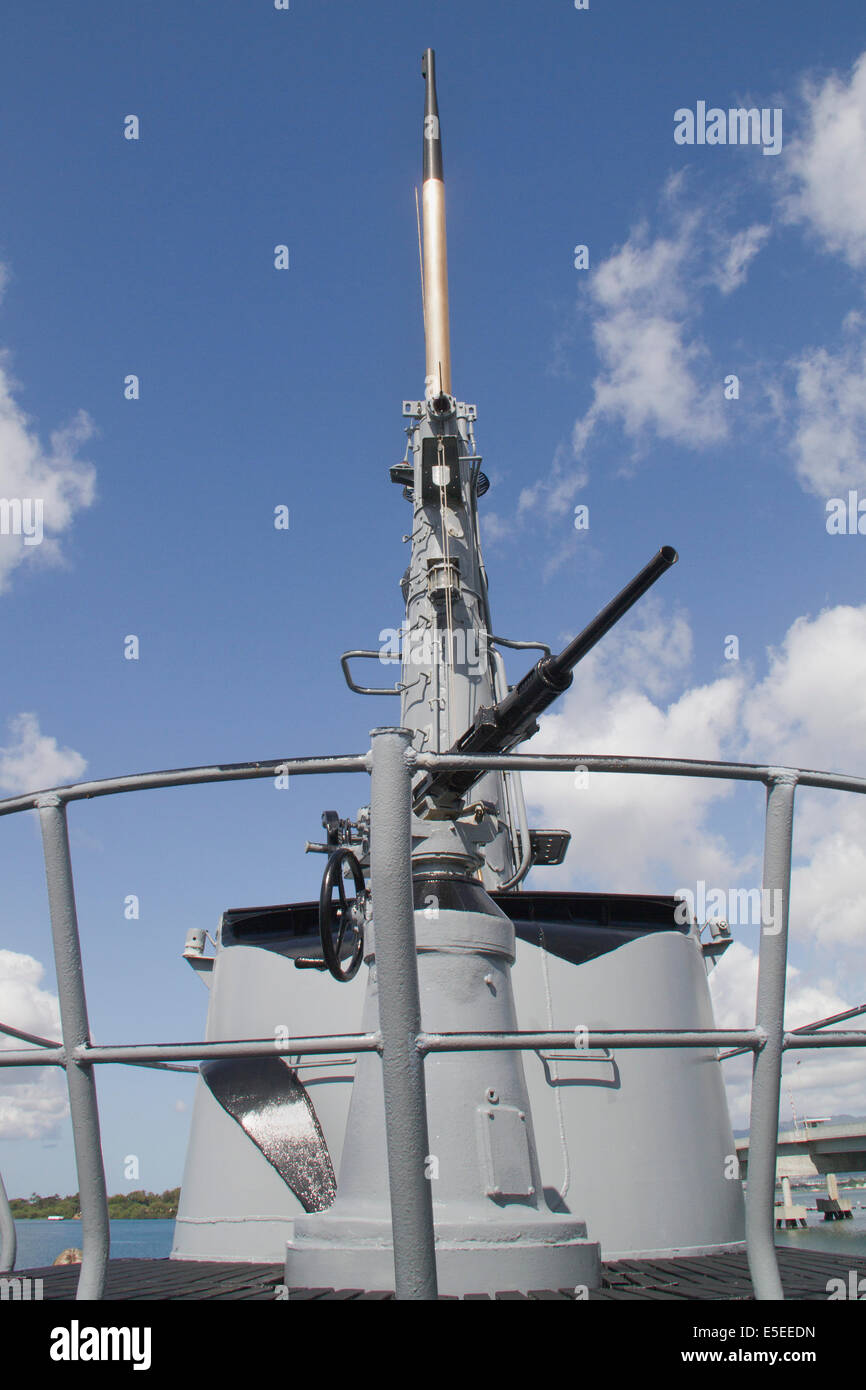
left=0, top=732, right=864, bottom=1301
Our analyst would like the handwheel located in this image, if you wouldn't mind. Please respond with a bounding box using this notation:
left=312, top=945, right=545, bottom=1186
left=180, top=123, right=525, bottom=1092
left=318, top=848, right=367, bottom=982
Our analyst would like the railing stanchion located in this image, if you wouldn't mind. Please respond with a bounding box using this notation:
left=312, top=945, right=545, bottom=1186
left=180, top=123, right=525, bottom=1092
left=746, top=772, right=797, bottom=1301
left=0, top=1170, right=16, bottom=1272
left=369, top=728, right=438, bottom=1300
left=38, top=795, right=110, bottom=1301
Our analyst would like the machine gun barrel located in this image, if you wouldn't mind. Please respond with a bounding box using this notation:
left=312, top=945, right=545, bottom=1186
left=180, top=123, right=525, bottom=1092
left=414, top=546, right=678, bottom=812
left=545, top=544, right=678, bottom=682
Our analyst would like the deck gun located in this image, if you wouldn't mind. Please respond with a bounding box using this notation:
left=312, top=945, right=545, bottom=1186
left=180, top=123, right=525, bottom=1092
left=413, top=544, right=678, bottom=816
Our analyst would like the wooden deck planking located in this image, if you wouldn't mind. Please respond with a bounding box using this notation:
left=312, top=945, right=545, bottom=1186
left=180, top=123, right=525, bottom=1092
left=12, top=1248, right=866, bottom=1300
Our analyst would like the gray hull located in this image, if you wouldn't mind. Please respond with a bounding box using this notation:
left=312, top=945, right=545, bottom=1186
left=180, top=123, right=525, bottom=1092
left=173, top=894, right=744, bottom=1271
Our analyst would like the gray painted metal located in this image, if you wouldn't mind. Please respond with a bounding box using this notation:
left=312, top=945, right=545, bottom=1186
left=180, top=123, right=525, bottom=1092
left=173, top=847, right=370, bottom=1260
left=340, top=651, right=402, bottom=696
left=419, top=1030, right=763, bottom=1051
left=720, top=1002, right=866, bottom=1060
left=287, top=729, right=601, bottom=1295
left=746, top=775, right=797, bottom=1301
left=0, top=753, right=369, bottom=817
left=414, top=751, right=866, bottom=795
left=6, top=1027, right=862, bottom=1072
left=366, top=727, right=437, bottom=1299
left=782, top=1031, right=866, bottom=1047
left=0, top=747, right=861, bottom=1296
left=37, top=795, right=110, bottom=1302
left=513, top=929, right=745, bottom=1259
left=1, top=747, right=863, bottom=821
left=0, top=1170, right=16, bottom=1272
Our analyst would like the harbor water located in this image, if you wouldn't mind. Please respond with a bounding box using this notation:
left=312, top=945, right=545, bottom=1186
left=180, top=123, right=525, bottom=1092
left=10, top=1191, right=866, bottom=1271
left=12, top=1218, right=175, bottom=1268
left=774, top=1187, right=866, bottom=1258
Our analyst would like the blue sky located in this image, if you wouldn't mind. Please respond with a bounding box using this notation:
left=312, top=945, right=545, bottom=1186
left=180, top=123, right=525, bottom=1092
left=2, top=0, right=866, bottom=1197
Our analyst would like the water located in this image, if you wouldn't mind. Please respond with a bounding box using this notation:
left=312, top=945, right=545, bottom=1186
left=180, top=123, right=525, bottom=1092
left=12, top=1218, right=175, bottom=1268
left=11, top=1200, right=866, bottom=1273
left=775, top=1187, right=866, bottom=1258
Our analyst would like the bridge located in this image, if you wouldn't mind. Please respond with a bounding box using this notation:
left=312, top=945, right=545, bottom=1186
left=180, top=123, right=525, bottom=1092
left=736, top=1118, right=866, bottom=1180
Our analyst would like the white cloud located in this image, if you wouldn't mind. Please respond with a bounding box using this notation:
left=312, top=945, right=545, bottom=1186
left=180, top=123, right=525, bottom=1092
left=711, top=224, right=771, bottom=294
left=517, top=442, right=587, bottom=522
left=708, top=942, right=866, bottom=1126
left=789, top=798, right=866, bottom=948
left=522, top=609, right=746, bottom=893
left=788, top=338, right=866, bottom=496
left=0, top=713, right=87, bottom=795
left=480, top=510, right=516, bottom=545
left=742, top=605, right=866, bottom=770
left=520, top=599, right=866, bottom=1121
left=0, top=950, right=67, bottom=1141
left=782, top=52, right=866, bottom=269
left=571, top=220, right=728, bottom=461
left=523, top=196, right=771, bottom=526
left=740, top=605, right=866, bottom=953
left=0, top=281, right=97, bottom=592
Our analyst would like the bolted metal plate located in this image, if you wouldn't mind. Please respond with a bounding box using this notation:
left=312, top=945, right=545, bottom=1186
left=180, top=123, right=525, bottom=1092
left=476, top=1104, right=535, bottom=1200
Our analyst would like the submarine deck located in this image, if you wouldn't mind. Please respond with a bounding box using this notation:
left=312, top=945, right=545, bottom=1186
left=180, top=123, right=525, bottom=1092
left=16, top=1247, right=866, bottom=1300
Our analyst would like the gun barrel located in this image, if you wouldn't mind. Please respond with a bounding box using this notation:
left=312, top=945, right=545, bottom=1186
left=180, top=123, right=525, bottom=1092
left=546, top=545, right=678, bottom=683
left=413, top=546, right=678, bottom=812
left=421, top=48, right=451, bottom=397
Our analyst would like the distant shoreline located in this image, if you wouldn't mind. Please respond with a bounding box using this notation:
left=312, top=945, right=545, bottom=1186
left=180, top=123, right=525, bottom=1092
left=10, top=1189, right=179, bottom=1220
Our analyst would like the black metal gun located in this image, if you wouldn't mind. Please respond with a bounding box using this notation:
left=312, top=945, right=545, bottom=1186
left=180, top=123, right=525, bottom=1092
left=413, top=545, right=678, bottom=813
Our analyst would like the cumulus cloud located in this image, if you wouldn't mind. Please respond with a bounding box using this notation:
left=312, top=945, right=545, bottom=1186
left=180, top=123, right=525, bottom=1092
left=0, top=950, right=67, bottom=1141
left=782, top=51, right=866, bottom=269
left=520, top=194, right=770, bottom=527
left=523, top=601, right=866, bottom=914
left=517, top=442, right=588, bottom=522
left=520, top=598, right=866, bottom=1118
left=570, top=218, right=728, bottom=463
left=0, top=266, right=97, bottom=592
left=737, top=604, right=866, bottom=950
left=763, top=54, right=866, bottom=498
left=710, top=223, right=772, bottom=295
left=787, top=337, right=866, bottom=496
left=708, top=942, right=865, bottom=1125
left=0, top=713, right=87, bottom=795
left=521, top=608, right=747, bottom=892
left=742, top=604, right=866, bottom=770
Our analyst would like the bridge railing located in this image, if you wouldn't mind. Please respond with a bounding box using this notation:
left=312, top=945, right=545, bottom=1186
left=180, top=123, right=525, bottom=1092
left=0, top=729, right=864, bottom=1301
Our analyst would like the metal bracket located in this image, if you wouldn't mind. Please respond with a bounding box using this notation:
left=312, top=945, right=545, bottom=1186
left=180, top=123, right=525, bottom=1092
left=340, top=650, right=402, bottom=696
left=490, top=634, right=552, bottom=659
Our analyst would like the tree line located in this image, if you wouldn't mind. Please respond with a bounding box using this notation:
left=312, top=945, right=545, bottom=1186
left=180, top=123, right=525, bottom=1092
left=10, top=1189, right=180, bottom=1219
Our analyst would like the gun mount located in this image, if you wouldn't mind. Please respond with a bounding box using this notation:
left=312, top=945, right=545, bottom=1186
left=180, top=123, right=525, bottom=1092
left=169, top=48, right=746, bottom=1297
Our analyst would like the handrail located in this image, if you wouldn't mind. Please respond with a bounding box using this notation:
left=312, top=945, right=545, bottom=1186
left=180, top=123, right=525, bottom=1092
left=0, top=753, right=370, bottom=816
left=0, top=742, right=863, bottom=1300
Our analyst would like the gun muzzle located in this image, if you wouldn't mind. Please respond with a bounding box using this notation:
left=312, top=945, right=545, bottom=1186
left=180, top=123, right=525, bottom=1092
left=421, top=48, right=451, bottom=398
